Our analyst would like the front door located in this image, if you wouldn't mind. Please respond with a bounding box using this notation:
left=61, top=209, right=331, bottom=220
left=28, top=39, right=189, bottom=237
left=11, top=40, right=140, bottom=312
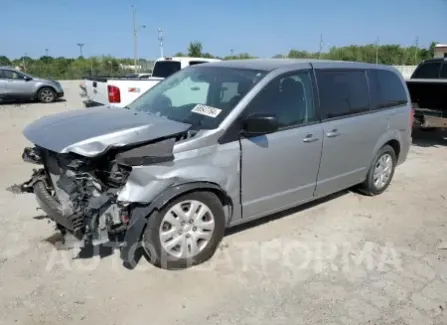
left=240, top=70, right=324, bottom=219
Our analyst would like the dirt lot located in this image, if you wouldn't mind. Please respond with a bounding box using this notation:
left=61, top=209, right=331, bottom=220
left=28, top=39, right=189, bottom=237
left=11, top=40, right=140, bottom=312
left=0, top=80, right=447, bottom=325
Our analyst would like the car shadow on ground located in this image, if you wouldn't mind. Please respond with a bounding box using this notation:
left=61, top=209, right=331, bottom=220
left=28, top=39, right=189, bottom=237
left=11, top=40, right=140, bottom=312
left=225, top=190, right=350, bottom=237
left=0, top=98, right=66, bottom=106
left=39, top=190, right=353, bottom=269
left=412, top=128, right=447, bottom=147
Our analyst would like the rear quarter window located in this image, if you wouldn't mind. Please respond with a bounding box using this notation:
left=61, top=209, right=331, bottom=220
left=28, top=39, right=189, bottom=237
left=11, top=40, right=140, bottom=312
left=315, top=69, right=369, bottom=119
left=412, top=62, right=441, bottom=79
left=440, top=63, right=447, bottom=79
left=152, top=61, right=181, bottom=78
left=368, top=69, right=408, bottom=109
left=189, top=61, right=208, bottom=66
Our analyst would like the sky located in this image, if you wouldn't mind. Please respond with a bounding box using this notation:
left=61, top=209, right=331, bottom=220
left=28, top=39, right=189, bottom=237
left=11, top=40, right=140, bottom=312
left=1, top=0, right=446, bottom=60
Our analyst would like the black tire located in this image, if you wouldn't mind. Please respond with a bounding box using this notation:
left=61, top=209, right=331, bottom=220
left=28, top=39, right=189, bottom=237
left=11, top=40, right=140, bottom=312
left=357, top=145, right=397, bottom=196
left=37, top=87, right=56, bottom=103
left=143, top=191, right=226, bottom=270
left=34, top=180, right=62, bottom=214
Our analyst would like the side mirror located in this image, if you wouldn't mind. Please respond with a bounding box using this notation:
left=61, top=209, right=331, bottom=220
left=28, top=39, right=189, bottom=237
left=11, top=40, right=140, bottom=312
left=24, top=76, right=32, bottom=81
left=242, top=113, right=279, bottom=136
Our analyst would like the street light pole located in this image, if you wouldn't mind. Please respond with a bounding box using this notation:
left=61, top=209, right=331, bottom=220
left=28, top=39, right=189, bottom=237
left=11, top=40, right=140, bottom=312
left=375, top=37, right=380, bottom=64
left=77, top=43, right=85, bottom=57
left=23, top=52, right=28, bottom=72
left=132, top=5, right=146, bottom=73
left=158, top=28, right=164, bottom=58
left=132, top=5, right=137, bottom=72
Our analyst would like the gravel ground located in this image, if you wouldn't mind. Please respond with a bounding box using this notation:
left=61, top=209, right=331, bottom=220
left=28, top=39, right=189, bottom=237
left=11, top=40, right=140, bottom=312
left=0, top=80, right=447, bottom=324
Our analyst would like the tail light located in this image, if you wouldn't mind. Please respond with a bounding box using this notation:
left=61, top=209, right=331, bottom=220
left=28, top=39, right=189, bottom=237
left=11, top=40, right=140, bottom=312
left=108, top=85, right=121, bottom=103
left=410, top=107, right=415, bottom=125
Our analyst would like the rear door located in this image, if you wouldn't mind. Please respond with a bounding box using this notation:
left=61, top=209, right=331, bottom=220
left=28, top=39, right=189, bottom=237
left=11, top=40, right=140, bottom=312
left=314, top=68, right=381, bottom=197
left=2, top=70, right=34, bottom=98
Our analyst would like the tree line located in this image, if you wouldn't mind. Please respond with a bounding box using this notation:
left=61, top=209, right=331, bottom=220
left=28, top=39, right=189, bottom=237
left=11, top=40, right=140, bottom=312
left=0, top=41, right=438, bottom=80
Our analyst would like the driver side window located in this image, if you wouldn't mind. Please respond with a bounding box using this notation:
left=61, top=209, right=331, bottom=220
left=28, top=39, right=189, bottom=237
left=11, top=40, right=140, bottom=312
left=162, top=76, right=210, bottom=107
left=243, top=70, right=316, bottom=128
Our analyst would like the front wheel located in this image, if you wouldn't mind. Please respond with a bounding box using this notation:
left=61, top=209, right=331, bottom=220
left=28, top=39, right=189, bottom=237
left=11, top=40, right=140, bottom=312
left=143, top=191, right=226, bottom=270
left=38, top=87, right=56, bottom=103
left=358, top=145, right=397, bottom=196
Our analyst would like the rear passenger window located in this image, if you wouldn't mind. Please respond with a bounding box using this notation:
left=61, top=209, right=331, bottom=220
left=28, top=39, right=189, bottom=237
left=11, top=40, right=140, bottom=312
left=368, top=70, right=408, bottom=109
left=412, top=62, right=441, bottom=79
left=440, top=64, right=447, bottom=79
left=316, top=70, right=369, bottom=119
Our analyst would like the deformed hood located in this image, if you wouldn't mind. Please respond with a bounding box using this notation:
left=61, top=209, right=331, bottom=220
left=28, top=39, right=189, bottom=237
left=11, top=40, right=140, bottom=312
left=23, top=106, right=191, bottom=157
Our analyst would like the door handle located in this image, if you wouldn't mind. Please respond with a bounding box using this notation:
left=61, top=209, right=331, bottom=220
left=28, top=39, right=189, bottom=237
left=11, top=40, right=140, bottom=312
left=302, top=134, right=319, bottom=143
left=326, top=129, right=340, bottom=138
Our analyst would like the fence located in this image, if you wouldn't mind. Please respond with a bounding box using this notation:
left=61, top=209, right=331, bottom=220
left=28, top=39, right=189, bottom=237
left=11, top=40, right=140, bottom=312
left=392, top=65, right=417, bottom=79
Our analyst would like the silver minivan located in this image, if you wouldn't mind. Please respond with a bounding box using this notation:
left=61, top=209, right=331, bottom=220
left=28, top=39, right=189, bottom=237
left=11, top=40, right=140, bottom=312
left=13, top=59, right=412, bottom=269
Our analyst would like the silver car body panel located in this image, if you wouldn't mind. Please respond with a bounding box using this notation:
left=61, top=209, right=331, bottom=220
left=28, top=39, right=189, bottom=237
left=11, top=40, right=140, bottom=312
left=23, top=106, right=191, bottom=156
left=19, top=59, right=412, bottom=228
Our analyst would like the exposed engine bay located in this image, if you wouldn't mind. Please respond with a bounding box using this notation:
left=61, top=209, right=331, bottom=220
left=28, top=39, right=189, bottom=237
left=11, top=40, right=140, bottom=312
left=10, top=135, right=182, bottom=248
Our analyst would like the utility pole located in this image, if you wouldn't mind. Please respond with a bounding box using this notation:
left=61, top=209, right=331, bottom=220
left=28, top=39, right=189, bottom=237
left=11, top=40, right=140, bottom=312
left=132, top=5, right=137, bottom=72
left=230, top=49, right=234, bottom=57
left=45, top=48, right=49, bottom=76
left=77, top=43, right=85, bottom=57
left=131, top=5, right=146, bottom=73
left=23, top=52, right=28, bottom=72
left=158, top=28, right=164, bottom=58
left=318, top=34, right=323, bottom=59
left=414, top=36, right=419, bottom=63
left=375, top=37, right=380, bottom=64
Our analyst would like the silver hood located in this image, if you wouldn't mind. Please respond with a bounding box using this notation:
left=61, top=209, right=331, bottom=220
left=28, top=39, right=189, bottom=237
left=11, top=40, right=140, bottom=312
left=23, top=106, right=191, bottom=157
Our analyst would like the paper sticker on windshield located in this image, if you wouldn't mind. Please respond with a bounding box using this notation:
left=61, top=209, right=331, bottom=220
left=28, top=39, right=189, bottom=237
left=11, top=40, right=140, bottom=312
left=191, top=104, right=222, bottom=118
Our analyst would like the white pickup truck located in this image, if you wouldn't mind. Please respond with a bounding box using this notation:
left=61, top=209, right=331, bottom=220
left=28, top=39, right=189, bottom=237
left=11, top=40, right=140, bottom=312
left=82, top=57, right=221, bottom=108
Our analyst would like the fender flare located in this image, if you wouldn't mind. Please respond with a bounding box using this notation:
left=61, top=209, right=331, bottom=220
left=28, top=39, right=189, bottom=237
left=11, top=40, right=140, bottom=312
left=119, top=181, right=231, bottom=267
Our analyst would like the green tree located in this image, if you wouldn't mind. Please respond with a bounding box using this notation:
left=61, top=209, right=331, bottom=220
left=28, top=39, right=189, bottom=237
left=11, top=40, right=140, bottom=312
left=187, top=42, right=203, bottom=57
left=0, top=56, right=11, bottom=66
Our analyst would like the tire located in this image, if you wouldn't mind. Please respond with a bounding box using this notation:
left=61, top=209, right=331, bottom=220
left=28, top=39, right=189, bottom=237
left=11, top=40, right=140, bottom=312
left=34, top=180, right=62, bottom=214
left=357, top=145, right=397, bottom=196
left=37, top=87, right=56, bottom=103
left=143, top=191, right=226, bottom=270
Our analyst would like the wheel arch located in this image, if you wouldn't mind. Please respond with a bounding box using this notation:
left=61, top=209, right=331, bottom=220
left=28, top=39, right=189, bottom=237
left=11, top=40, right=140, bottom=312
left=35, top=85, right=57, bottom=97
left=120, top=181, right=234, bottom=267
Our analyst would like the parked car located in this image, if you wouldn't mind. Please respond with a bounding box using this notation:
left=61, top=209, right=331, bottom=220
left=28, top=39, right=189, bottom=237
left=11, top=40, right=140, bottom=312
left=406, top=58, right=447, bottom=129
left=0, top=66, right=64, bottom=103
left=11, top=59, right=412, bottom=270
left=82, top=56, right=221, bottom=108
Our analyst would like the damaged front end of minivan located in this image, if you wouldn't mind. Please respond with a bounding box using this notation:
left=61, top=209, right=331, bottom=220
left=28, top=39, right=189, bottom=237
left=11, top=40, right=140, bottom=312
left=8, top=107, right=196, bottom=266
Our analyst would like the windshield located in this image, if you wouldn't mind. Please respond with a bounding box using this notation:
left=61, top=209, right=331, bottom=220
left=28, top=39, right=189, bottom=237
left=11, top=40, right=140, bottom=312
left=127, top=66, right=267, bottom=130
left=152, top=61, right=181, bottom=78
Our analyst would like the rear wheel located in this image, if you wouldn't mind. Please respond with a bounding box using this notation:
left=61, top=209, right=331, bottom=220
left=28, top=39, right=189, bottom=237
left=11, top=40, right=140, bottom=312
left=143, top=191, right=225, bottom=270
left=38, top=87, right=56, bottom=103
left=357, top=145, right=396, bottom=196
